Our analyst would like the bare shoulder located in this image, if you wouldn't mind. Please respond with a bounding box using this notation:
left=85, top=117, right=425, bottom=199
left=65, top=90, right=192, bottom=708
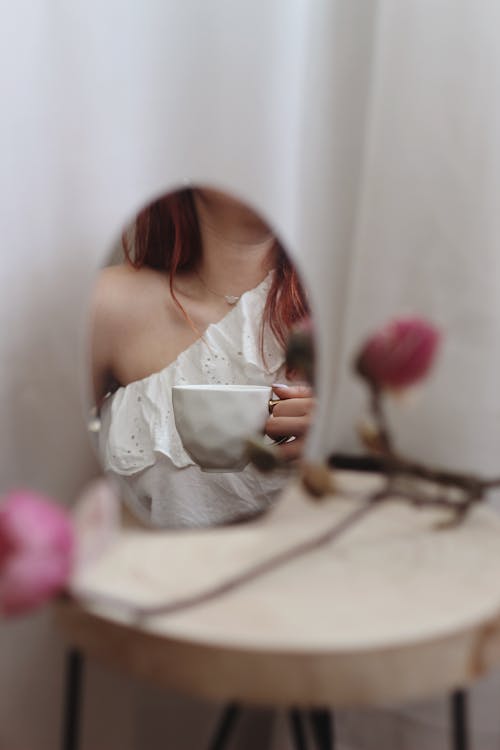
left=90, top=264, right=172, bottom=395
left=90, top=263, right=201, bottom=397
left=93, top=263, right=155, bottom=306
left=91, top=263, right=170, bottom=328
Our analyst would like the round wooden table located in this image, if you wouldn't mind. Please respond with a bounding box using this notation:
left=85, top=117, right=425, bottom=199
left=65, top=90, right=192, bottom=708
left=55, top=471, right=500, bottom=749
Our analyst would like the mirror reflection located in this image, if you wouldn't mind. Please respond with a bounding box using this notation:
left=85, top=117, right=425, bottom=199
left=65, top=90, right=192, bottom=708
left=90, top=186, right=313, bottom=528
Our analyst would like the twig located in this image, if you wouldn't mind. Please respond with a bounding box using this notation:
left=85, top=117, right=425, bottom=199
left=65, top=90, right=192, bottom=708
left=330, top=450, right=499, bottom=498
left=388, top=485, right=482, bottom=517
left=357, top=381, right=496, bottom=520
left=73, top=491, right=387, bottom=623
left=481, top=477, right=500, bottom=489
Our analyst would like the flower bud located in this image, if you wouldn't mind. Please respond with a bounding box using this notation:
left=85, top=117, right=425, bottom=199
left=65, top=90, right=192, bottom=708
left=357, top=418, right=385, bottom=454
left=301, top=462, right=335, bottom=498
left=246, top=437, right=283, bottom=473
left=355, top=317, right=440, bottom=390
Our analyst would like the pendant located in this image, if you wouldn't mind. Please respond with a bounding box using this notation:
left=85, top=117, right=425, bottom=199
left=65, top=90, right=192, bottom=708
left=224, top=295, right=240, bottom=305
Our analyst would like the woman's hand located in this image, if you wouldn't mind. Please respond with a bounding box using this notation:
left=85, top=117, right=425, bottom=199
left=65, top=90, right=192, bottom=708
left=265, top=384, right=315, bottom=461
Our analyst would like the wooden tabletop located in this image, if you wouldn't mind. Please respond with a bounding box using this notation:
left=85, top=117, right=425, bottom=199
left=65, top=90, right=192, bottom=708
left=55, top=472, right=500, bottom=707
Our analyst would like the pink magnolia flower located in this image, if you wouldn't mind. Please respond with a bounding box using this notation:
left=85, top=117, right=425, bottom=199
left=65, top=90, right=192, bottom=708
left=355, top=317, right=441, bottom=390
left=0, top=491, right=75, bottom=616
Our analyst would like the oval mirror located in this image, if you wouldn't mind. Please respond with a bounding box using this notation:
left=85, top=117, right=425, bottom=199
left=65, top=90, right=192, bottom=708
left=88, top=185, right=313, bottom=528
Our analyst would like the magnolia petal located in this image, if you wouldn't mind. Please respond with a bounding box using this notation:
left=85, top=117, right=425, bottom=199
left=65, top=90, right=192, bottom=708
left=355, top=317, right=441, bottom=390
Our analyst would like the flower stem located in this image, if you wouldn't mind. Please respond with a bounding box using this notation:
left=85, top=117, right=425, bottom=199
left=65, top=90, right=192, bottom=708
left=370, top=387, right=394, bottom=454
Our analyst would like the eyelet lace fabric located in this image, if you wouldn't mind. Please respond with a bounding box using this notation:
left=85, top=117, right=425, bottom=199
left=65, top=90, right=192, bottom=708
left=97, top=273, right=290, bottom=527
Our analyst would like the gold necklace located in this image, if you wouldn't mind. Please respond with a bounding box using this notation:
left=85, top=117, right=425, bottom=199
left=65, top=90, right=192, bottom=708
left=195, top=271, right=241, bottom=305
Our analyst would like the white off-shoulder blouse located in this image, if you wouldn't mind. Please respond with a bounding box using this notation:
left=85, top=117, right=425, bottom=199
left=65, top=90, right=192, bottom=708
left=97, top=273, right=289, bottom=528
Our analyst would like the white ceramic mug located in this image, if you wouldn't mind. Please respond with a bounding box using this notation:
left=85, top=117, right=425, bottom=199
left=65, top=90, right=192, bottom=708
left=172, top=384, right=272, bottom=472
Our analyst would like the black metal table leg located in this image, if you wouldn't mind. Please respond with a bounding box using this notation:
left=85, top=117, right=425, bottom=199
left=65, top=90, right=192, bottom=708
left=309, top=709, right=335, bottom=750
left=451, top=690, right=469, bottom=750
left=61, top=648, right=84, bottom=750
left=289, top=708, right=308, bottom=750
left=207, top=703, right=241, bottom=750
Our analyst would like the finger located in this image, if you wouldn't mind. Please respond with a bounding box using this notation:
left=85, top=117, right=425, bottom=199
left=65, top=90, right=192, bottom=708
left=271, top=397, right=314, bottom=418
left=272, top=383, right=313, bottom=400
left=265, top=415, right=311, bottom=438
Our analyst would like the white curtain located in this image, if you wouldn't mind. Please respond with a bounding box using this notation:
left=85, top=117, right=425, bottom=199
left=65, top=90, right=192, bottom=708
left=321, top=3, right=500, bottom=749
left=321, top=0, right=500, bottom=482
left=1, top=1, right=500, bottom=748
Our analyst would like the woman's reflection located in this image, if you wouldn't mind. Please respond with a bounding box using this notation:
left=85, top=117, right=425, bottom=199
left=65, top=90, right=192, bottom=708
left=91, top=187, right=313, bottom=527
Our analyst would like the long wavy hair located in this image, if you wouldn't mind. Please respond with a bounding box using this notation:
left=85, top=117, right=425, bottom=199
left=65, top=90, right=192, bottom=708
left=123, top=188, right=308, bottom=349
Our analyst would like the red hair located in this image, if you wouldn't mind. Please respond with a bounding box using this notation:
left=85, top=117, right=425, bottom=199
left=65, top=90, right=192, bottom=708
left=123, top=188, right=309, bottom=349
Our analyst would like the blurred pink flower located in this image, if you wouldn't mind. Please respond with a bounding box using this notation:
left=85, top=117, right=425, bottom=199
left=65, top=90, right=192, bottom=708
left=0, top=491, right=75, bottom=616
left=355, top=317, right=441, bottom=390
